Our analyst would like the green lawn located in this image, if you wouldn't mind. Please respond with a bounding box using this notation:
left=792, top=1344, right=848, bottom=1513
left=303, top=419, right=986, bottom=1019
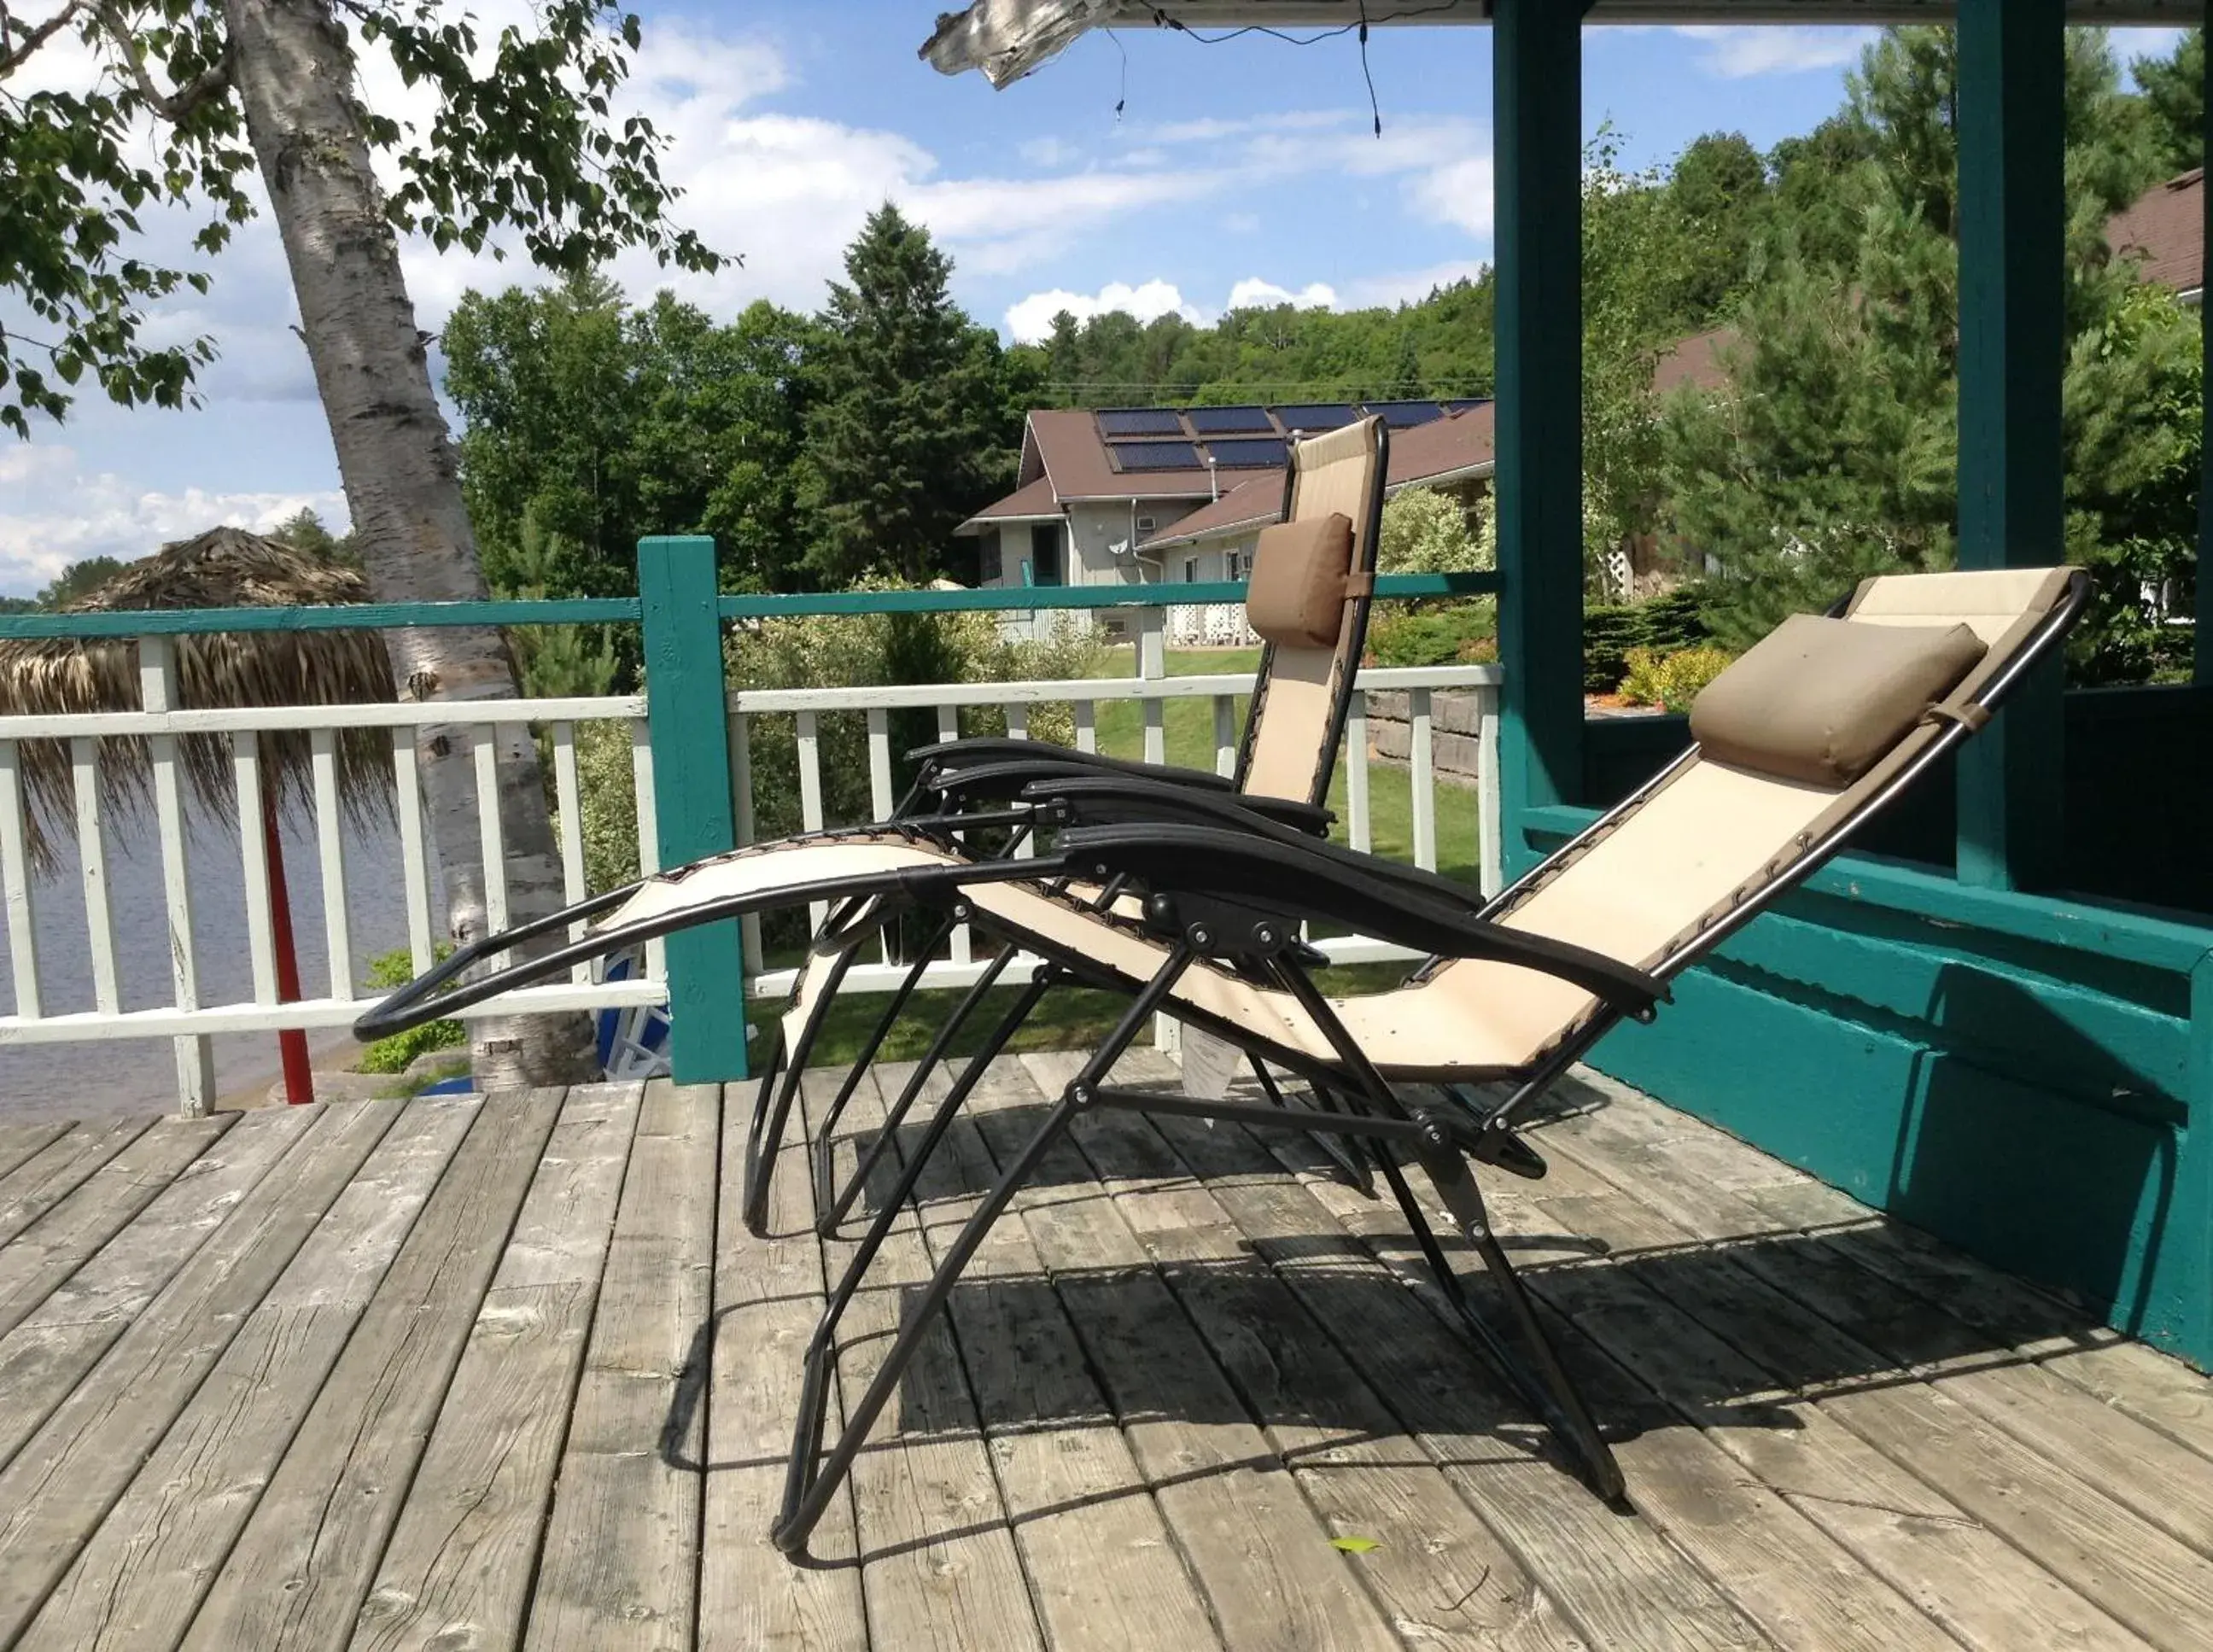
left=779, top=644, right=1480, bottom=1069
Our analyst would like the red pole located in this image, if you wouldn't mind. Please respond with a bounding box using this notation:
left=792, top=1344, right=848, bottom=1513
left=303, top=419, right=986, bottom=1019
left=261, top=778, right=316, bottom=1105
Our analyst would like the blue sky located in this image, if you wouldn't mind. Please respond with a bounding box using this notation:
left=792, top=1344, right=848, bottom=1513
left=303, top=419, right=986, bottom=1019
left=0, top=4, right=2188, bottom=592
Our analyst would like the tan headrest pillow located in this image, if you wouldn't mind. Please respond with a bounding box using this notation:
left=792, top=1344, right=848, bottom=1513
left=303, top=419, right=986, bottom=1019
left=1247, top=512, right=1355, bottom=649
left=1690, top=612, right=1987, bottom=788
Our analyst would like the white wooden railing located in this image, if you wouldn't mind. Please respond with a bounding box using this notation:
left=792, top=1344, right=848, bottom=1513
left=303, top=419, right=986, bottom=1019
left=0, top=636, right=1500, bottom=1114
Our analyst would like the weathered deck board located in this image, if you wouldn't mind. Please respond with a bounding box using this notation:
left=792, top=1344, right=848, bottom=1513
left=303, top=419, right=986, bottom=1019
left=0, top=1120, right=76, bottom=1183
left=0, top=1057, right=2206, bottom=1652
left=345, top=1083, right=640, bottom=1652
left=696, top=1078, right=869, bottom=1652
left=888, top=1056, right=1229, bottom=1652
left=0, top=1116, right=155, bottom=1249
left=0, top=1113, right=231, bottom=1341
left=525, top=1081, right=719, bottom=1652
left=0, top=1106, right=318, bottom=1480
left=179, top=1087, right=565, bottom=1652
left=814, top=1065, right=1048, bottom=1652
left=24, top=1095, right=479, bottom=1652
left=0, top=1098, right=400, bottom=1644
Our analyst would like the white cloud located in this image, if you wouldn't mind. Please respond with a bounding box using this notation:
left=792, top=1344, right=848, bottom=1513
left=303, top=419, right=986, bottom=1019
left=1004, top=280, right=1201, bottom=343
left=1226, top=278, right=1337, bottom=312
left=1670, top=26, right=1873, bottom=79
left=0, top=444, right=346, bottom=593
left=1408, top=155, right=1494, bottom=238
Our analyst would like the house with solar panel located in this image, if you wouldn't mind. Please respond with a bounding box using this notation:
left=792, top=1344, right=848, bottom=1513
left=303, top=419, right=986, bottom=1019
left=956, top=399, right=1499, bottom=643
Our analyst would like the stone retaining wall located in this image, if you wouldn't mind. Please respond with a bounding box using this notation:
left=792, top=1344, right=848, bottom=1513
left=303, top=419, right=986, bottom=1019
left=1363, top=688, right=1484, bottom=778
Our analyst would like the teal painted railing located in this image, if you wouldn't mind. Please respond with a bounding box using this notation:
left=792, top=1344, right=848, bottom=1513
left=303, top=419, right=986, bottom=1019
left=0, top=540, right=1500, bottom=1086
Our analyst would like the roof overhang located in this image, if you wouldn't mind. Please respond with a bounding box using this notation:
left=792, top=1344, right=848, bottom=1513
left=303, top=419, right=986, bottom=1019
left=1392, top=458, right=1496, bottom=493
left=924, top=1, right=2194, bottom=87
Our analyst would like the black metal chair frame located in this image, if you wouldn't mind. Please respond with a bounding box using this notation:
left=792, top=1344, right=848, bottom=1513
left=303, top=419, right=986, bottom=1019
left=354, top=569, right=2087, bottom=1561
left=737, top=424, right=1393, bottom=1240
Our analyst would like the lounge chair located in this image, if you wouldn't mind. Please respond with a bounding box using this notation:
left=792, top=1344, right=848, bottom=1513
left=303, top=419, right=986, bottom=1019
left=358, top=562, right=2087, bottom=1556
left=742, top=414, right=1392, bottom=1235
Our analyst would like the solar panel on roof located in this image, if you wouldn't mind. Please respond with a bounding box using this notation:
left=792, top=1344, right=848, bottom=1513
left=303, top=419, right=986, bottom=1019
left=1270, top=403, right=1357, bottom=433
left=1202, top=438, right=1288, bottom=469
left=1188, top=406, right=1274, bottom=435
left=1097, top=408, right=1184, bottom=437
left=1363, top=400, right=1445, bottom=427
left=1113, top=441, right=1203, bottom=471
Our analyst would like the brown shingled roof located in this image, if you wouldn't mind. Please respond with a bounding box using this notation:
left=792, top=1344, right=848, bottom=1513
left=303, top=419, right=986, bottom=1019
left=955, top=475, right=1061, bottom=535
left=1653, top=326, right=1738, bottom=397
left=1136, top=475, right=1286, bottom=550
left=2109, top=169, right=2205, bottom=296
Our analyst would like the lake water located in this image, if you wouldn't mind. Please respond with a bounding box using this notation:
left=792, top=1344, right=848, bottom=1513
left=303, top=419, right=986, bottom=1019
left=0, top=811, right=415, bottom=1124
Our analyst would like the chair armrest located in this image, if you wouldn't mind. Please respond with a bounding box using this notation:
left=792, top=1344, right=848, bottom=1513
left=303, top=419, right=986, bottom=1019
left=909, top=738, right=1236, bottom=791
left=1021, top=773, right=1334, bottom=837
left=1059, top=822, right=1668, bottom=1018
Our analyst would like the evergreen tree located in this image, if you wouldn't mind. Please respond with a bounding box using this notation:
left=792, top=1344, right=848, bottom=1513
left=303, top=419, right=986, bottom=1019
left=1663, top=26, right=2192, bottom=677
left=799, top=204, right=1017, bottom=585
left=1666, top=132, right=1772, bottom=317
left=2134, top=27, right=2206, bottom=173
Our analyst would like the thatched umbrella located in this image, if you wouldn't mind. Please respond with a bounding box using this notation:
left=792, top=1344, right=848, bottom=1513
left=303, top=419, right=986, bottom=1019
left=0, top=527, right=398, bottom=1101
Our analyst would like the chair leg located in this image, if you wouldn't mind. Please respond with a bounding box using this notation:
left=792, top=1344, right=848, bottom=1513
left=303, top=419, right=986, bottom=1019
left=1386, top=1134, right=1626, bottom=1503
left=815, top=946, right=1017, bottom=1236
left=801, top=911, right=956, bottom=1223
left=773, top=946, right=1194, bottom=1557
left=744, top=937, right=865, bottom=1238
left=1250, top=1059, right=1375, bottom=1198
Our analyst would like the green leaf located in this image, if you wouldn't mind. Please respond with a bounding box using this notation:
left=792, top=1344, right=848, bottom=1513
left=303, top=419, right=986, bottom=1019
left=1330, top=1537, right=1381, bottom=1555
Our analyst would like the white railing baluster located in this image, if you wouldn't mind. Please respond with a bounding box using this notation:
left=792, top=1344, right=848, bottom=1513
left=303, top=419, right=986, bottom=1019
left=552, top=721, right=589, bottom=984
left=1410, top=686, right=1436, bottom=873
left=1477, top=683, right=1504, bottom=898
left=866, top=708, right=895, bottom=819
left=795, top=709, right=826, bottom=931
left=866, top=708, right=896, bottom=963
left=70, top=737, right=120, bottom=1016
left=1073, top=701, right=1096, bottom=754
left=234, top=735, right=278, bottom=1005
left=1004, top=704, right=1028, bottom=739
left=935, top=705, right=967, bottom=965
left=630, top=719, right=663, bottom=980
left=1137, top=615, right=1167, bottom=766
left=0, top=741, right=40, bottom=1020
left=390, top=730, right=435, bottom=976
left=311, top=727, right=353, bottom=1001
left=1212, top=695, right=1236, bottom=778
left=473, top=727, right=508, bottom=937
left=140, top=639, right=213, bottom=1112
left=727, top=712, right=762, bottom=974
left=1346, top=694, right=1372, bottom=853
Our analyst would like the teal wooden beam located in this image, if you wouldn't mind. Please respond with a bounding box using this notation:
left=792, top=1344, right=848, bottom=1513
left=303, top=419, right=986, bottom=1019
left=1492, top=0, right=1585, bottom=879
left=638, top=535, right=748, bottom=1082
left=1954, top=0, right=2066, bottom=890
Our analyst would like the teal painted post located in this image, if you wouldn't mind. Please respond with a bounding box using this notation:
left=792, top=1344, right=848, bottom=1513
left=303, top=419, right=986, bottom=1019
left=1954, top=0, right=2065, bottom=890
left=2190, top=953, right=2213, bottom=1363
left=637, top=535, right=747, bottom=1081
left=1492, top=0, right=1585, bottom=881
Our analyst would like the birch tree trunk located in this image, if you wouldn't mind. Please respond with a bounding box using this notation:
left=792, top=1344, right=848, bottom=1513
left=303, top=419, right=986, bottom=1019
left=224, top=0, right=593, bottom=1087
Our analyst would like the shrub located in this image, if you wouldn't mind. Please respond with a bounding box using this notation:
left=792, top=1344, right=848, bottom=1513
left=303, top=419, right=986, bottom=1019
left=1618, top=645, right=1732, bottom=713
left=357, top=944, right=464, bottom=1074
left=1377, top=486, right=1492, bottom=575
left=1584, top=582, right=1713, bottom=692
left=1367, top=600, right=1496, bottom=668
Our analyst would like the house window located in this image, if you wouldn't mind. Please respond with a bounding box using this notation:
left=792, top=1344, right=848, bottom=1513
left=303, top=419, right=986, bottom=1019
left=1233, top=547, right=1253, bottom=580
left=1032, top=522, right=1065, bottom=586
left=1182, top=557, right=1200, bottom=583
left=978, top=528, right=1001, bottom=584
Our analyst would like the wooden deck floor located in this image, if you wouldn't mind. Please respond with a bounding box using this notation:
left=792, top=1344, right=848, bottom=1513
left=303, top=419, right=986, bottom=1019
left=1, top=1055, right=2210, bottom=1651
